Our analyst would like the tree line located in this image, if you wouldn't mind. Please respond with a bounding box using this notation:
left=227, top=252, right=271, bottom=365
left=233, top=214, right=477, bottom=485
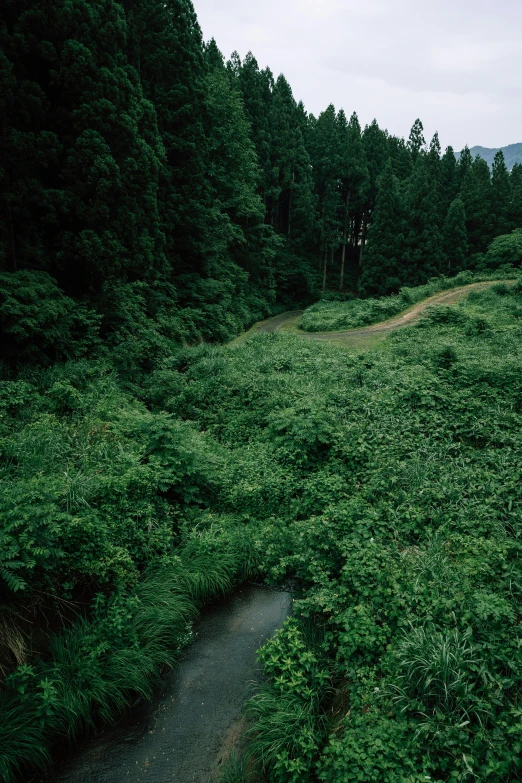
left=1, top=0, right=521, bottom=349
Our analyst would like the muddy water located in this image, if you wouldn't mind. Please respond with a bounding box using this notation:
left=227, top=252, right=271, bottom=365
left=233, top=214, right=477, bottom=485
left=36, top=586, right=291, bottom=783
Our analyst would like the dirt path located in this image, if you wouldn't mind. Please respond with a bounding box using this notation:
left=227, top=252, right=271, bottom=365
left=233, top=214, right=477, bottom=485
left=34, top=587, right=291, bottom=783
left=251, top=310, right=305, bottom=334
left=247, top=280, right=510, bottom=341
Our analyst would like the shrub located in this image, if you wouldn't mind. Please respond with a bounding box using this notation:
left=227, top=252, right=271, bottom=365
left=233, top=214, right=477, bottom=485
left=0, top=271, right=100, bottom=362
left=486, top=230, right=522, bottom=269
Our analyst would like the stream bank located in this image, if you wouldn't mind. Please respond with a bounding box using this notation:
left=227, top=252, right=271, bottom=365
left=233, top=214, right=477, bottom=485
left=33, top=586, right=291, bottom=783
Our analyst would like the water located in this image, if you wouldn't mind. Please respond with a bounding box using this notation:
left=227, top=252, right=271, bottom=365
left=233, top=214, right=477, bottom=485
left=34, top=586, right=291, bottom=783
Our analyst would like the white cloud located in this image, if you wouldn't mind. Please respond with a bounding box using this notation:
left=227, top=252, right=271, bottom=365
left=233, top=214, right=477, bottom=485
left=292, top=0, right=341, bottom=19
left=194, top=0, right=522, bottom=149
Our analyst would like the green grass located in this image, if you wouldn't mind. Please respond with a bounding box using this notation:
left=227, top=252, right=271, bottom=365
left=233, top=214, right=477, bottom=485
left=299, top=270, right=517, bottom=332
left=3, top=277, right=522, bottom=781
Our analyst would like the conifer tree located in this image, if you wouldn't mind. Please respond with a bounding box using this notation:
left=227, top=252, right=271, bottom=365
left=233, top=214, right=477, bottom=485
left=426, top=133, right=442, bottom=174
left=443, top=197, right=468, bottom=272
left=388, top=136, right=413, bottom=180
left=425, top=132, right=442, bottom=221
left=457, top=146, right=474, bottom=187
left=1, top=0, right=165, bottom=298
left=205, top=47, right=277, bottom=297
left=309, top=104, right=343, bottom=289
left=491, top=150, right=512, bottom=236
left=268, top=75, right=314, bottom=239
left=121, top=0, right=217, bottom=289
left=460, top=156, right=494, bottom=257
left=290, top=102, right=317, bottom=250
left=360, top=120, right=389, bottom=265
left=234, top=52, right=273, bottom=206
left=510, top=164, right=522, bottom=229
left=407, top=119, right=426, bottom=161
left=337, top=111, right=369, bottom=288
left=440, top=146, right=459, bottom=217
left=404, top=156, right=444, bottom=282
left=359, top=159, right=406, bottom=295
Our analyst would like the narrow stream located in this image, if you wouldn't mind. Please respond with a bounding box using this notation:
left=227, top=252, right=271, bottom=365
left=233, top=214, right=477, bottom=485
left=34, top=585, right=291, bottom=783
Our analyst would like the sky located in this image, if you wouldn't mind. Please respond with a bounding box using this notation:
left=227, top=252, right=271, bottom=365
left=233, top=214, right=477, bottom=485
left=193, top=0, right=522, bottom=152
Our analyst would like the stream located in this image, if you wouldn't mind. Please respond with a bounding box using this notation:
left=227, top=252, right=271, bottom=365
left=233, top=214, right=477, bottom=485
left=33, top=585, right=291, bottom=783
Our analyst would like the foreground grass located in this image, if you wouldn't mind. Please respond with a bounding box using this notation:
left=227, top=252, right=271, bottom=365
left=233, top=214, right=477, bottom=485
left=2, top=279, right=522, bottom=781
left=160, top=282, right=522, bottom=782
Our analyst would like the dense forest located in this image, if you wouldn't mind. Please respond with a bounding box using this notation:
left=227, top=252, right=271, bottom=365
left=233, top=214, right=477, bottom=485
left=2, top=0, right=522, bottom=359
left=2, top=0, right=522, bottom=781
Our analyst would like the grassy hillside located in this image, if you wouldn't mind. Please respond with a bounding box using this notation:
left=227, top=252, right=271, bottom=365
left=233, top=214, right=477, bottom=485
left=299, top=271, right=515, bottom=333
left=2, top=280, right=522, bottom=781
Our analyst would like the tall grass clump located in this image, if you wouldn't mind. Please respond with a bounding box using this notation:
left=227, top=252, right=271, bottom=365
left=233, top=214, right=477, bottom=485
left=389, top=625, right=484, bottom=724
left=0, top=543, right=240, bottom=782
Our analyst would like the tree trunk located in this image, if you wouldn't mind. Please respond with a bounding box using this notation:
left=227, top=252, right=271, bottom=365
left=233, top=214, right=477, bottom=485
left=359, top=213, right=368, bottom=268
left=339, top=190, right=351, bottom=290
left=322, top=248, right=328, bottom=293
left=340, top=242, right=346, bottom=291
left=7, top=199, right=16, bottom=272
left=288, top=167, right=294, bottom=237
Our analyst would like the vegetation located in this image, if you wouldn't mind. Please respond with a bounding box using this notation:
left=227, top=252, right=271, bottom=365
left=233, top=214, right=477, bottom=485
left=2, top=0, right=522, bottom=781
left=299, top=271, right=506, bottom=332
left=2, top=280, right=522, bottom=780
left=2, top=0, right=522, bottom=342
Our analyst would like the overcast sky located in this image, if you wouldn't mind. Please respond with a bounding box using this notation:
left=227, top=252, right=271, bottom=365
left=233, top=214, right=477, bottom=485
left=193, top=0, right=522, bottom=151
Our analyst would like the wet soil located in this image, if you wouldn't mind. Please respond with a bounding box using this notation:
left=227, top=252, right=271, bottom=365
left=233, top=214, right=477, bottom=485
left=34, top=586, right=291, bottom=783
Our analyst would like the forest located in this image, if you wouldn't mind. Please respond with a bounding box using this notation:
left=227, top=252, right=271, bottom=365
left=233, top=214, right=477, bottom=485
left=1, top=0, right=522, bottom=781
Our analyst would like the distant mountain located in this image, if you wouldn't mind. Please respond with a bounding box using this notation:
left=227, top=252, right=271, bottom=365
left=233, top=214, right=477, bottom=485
left=460, top=143, right=522, bottom=170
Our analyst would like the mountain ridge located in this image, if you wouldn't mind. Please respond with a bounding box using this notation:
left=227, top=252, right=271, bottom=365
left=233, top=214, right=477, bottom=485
left=461, top=142, right=522, bottom=169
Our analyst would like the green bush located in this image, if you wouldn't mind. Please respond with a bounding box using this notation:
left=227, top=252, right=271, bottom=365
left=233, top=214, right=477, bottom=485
left=247, top=618, right=331, bottom=783
left=0, top=271, right=101, bottom=362
left=486, top=229, right=522, bottom=269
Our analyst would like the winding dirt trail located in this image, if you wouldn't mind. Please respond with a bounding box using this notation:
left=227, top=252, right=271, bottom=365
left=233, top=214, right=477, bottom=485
left=248, top=280, right=511, bottom=342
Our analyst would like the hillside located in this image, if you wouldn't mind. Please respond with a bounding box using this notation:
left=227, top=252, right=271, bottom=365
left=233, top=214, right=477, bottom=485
left=2, top=0, right=522, bottom=781
left=464, top=142, right=522, bottom=169
left=3, top=279, right=522, bottom=781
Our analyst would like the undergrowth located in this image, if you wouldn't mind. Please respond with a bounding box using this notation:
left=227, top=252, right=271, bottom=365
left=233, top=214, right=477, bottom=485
left=3, top=277, right=522, bottom=781
left=299, top=270, right=517, bottom=332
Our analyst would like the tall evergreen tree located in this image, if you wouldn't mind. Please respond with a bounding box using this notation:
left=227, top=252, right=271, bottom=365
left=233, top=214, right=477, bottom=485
left=121, top=0, right=217, bottom=292
left=426, top=133, right=442, bottom=174
left=491, top=150, right=512, bottom=236
left=204, top=44, right=278, bottom=306
left=388, top=135, right=413, bottom=180
left=234, top=52, right=273, bottom=206
left=268, top=75, right=314, bottom=239
left=360, top=120, right=389, bottom=265
left=407, top=118, right=426, bottom=161
left=457, top=146, right=474, bottom=187
left=510, top=164, right=522, bottom=229
left=404, top=156, right=444, bottom=282
left=1, top=0, right=165, bottom=298
left=337, top=111, right=369, bottom=288
left=309, top=104, right=343, bottom=290
left=425, top=132, right=442, bottom=221
left=460, top=156, right=494, bottom=257
left=359, top=159, right=406, bottom=295
left=440, top=146, right=459, bottom=217
left=442, top=196, right=468, bottom=273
